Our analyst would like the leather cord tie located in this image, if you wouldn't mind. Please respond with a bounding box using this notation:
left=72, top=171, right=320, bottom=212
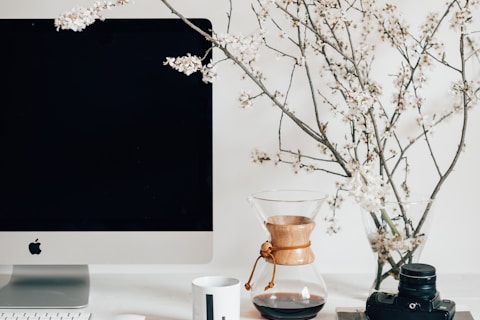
left=244, top=240, right=312, bottom=291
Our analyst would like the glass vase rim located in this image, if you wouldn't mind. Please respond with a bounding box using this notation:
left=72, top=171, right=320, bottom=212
left=383, top=196, right=435, bottom=205
left=249, top=189, right=328, bottom=203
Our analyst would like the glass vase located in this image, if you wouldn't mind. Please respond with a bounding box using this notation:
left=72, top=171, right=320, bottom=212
left=245, top=190, right=328, bottom=320
left=361, top=197, right=435, bottom=294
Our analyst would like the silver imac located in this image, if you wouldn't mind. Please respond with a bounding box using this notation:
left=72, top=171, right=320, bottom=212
left=0, top=18, right=213, bottom=308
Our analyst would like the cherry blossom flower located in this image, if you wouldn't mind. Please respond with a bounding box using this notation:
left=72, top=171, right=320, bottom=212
left=55, top=0, right=130, bottom=32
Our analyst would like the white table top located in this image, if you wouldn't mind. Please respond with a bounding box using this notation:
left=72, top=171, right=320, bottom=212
left=0, top=270, right=477, bottom=319
left=78, top=271, right=479, bottom=320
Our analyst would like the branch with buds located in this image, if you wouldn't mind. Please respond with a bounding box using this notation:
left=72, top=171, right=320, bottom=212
left=56, top=0, right=480, bottom=290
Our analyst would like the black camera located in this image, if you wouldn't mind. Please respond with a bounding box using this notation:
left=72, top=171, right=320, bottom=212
left=365, top=263, right=456, bottom=320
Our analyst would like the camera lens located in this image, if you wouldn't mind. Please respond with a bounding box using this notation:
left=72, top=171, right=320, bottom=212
left=398, top=263, right=437, bottom=299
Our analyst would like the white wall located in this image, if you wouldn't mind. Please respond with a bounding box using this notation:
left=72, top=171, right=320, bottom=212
left=1, top=0, right=479, bottom=276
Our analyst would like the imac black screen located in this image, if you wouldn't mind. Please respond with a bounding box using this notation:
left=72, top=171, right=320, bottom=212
left=0, top=18, right=213, bottom=232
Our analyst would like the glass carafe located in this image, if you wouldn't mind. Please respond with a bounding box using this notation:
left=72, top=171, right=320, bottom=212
left=245, top=190, right=328, bottom=320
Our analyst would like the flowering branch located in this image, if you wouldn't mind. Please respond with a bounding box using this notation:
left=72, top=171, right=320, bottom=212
left=157, top=0, right=480, bottom=289
left=55, top=0, right=480, bottom=290
left=55, top=0, right=131, bottom=31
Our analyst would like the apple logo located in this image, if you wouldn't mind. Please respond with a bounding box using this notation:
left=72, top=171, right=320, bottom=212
left=28, top=239, right=41, bottom=255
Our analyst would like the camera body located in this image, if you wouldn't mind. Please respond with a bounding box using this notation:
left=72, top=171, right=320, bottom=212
left=366, top=291, right=456, bottom=320
left=365, top=263, right=456, bottom=320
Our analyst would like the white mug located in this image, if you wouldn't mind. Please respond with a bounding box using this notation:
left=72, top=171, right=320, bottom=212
left=192, top=276, right=241, bottom=320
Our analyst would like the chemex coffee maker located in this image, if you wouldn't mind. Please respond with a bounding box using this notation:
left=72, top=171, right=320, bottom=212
left=245, top=190, right=328, bottom=320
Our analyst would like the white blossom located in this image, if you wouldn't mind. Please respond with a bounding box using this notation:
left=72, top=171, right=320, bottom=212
left=163, top=56, right=217, bottom=84
left=239, top=90, right=253, bottom=108
left=163, top=54, right=203, bottom=76
left=55, top=0, right=130, bottom=32
left=449, top=1, right=480, bottom=32
left=251, top=148, right=271, bottom=164
left=324, top=216, right=341, bottom=235
left=344, top=164, right=389, bottom=212
left=346, top=90, right=377, bottom=116
left=201, top=62, right=219, bottom=83
left=367, top=231, right=425, bottom=262
left=214, top=31, right=264, bottom=65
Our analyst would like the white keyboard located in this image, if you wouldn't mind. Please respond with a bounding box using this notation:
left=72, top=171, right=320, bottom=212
left=0, top=311, right=91, bottom=320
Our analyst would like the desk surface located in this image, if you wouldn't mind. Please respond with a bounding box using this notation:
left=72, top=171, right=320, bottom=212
left=74, top=271, right=480, bottom=320
left=0, top=270, right=477, bottom=319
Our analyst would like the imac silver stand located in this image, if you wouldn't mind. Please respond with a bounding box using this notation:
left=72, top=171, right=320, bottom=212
left=0, top=265, right=90, bottom=308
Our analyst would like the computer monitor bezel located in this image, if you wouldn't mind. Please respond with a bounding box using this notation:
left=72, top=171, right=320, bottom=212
left=0, top=17, right=214, bottom=266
